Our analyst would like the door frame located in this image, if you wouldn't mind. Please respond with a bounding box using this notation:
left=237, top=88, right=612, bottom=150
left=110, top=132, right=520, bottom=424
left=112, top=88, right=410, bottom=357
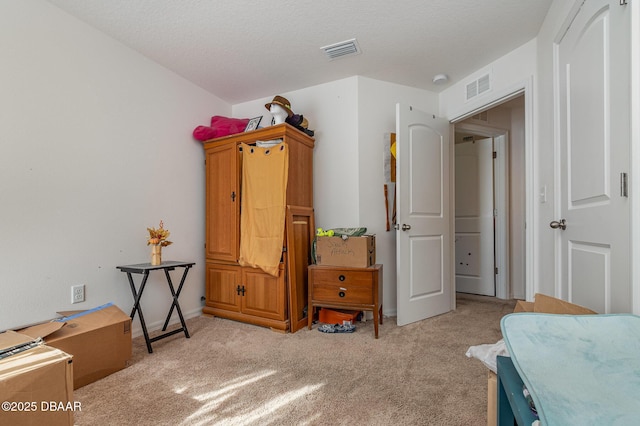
left=450, top=78, right=535, bottom=301
left=454, top=124, right=510, bottom=299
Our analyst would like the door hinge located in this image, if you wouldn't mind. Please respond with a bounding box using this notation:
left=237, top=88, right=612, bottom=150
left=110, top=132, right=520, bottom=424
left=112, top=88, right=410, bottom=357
left=620, top=172, right=628, bottom=197
left=495, top=267, right=498, bottom=275
left=493, top=151, right=497, bottom=159
left=231, top=191, right=236, bottom=202
left=620, top=0, right=628, bottom=5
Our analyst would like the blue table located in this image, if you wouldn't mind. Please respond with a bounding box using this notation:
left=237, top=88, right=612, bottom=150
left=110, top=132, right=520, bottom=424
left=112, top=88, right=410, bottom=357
left=497, top=355, right=538, bottom=425
left=117, top=261, right=195, bottom=353
left=500, top=313, right=640, bottom=426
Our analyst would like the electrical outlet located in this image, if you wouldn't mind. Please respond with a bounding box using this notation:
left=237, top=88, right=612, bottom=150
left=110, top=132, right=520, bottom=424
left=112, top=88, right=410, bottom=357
left=71, top=285, right=85, bottom=304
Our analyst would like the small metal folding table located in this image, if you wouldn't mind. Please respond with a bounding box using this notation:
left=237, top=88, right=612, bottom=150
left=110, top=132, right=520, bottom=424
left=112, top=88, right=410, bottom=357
left=116, top=261, right=195, bottom=353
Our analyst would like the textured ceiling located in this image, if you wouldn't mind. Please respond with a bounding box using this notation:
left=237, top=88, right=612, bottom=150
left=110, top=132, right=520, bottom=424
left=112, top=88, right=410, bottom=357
left=46, top=0, right=553, bottom=104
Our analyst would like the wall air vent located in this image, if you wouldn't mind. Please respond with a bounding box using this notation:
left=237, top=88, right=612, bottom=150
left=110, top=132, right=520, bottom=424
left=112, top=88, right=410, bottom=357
left=477, top=74, right=491, bottom=95
left=321, top=38, right=361, bottom=60
left=465, top=72, right=492, bottom=101
left=471, top=111, right=489, bottom=122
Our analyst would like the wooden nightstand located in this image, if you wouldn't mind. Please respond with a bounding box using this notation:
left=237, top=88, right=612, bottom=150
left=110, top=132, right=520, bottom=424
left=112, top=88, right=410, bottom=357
left=307, top=264, right=383, bottom=338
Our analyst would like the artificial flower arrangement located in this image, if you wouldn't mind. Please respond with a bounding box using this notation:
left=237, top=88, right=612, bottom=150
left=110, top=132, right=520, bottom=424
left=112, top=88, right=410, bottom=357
left=147, top=220, right=173, bottom=247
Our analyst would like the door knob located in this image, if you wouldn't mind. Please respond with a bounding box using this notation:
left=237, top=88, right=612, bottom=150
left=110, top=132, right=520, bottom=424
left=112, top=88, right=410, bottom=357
left=401, top=224, right=411, bottom=231
left=549, top=219, right=567, bottom=230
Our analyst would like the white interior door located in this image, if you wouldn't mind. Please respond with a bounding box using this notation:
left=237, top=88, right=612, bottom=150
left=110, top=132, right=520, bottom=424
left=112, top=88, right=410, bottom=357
left=396, top=104, right=452, bottom=326
left=455, top=137, right=495, bottom=296
left=555, top=0, right=631, bottom=313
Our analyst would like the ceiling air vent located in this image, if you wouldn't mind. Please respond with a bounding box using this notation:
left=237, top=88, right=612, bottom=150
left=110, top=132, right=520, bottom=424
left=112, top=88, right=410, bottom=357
left=466, top=73, right=492, bottom=101
left=321, top=38, right=361, bottom=60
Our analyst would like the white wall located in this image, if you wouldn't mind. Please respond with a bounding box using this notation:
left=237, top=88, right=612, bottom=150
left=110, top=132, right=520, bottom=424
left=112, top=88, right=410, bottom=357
left=233, top=77, right=361, bottom=228
left=439, top=40, right=537, bottom=121
left=534, top=0, right=583, bottom=298
left=0, top=0, right=230, bottom=332
left=440, top=0, right=639, bottom=302
left=440, top=38, right=538, bottom=297
left=531, top=0, right=640, bottom=306
left=4, top=0, right=605, bottom=333
left=233, top=77, right=437, bottom=316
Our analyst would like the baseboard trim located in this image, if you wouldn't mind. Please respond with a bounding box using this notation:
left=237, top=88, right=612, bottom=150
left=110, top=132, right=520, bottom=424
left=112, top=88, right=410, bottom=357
left=130, top=306, right=203, bottom=339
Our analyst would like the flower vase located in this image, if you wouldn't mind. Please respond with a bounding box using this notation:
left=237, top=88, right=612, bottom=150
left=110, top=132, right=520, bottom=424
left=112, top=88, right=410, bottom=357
left=151, top=245, right=162, bottom=265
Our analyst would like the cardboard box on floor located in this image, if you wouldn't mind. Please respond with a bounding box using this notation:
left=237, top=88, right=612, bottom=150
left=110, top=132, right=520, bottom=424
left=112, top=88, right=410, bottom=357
left=513, top=293, right=596, bottom=315
left=316, top=235, right=376, bottom=268
left=0, top=330, right=74, bottom=426
left=487, top=293, right=596, bottom=426
left=18, top=303, right=132, bottom=389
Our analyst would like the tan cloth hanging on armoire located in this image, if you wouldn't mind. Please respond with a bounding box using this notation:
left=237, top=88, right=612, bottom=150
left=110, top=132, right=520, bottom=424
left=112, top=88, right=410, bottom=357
left=238, top=142, right=289, bottom=277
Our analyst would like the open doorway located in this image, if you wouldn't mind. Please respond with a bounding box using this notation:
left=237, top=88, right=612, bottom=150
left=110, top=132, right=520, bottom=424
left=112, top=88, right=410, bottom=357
left=454, top=95, right=526, bottom=299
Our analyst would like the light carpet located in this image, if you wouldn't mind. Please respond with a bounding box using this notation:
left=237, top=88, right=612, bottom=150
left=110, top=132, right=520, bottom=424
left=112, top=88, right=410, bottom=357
left=73, top=294, right=515, bottom=425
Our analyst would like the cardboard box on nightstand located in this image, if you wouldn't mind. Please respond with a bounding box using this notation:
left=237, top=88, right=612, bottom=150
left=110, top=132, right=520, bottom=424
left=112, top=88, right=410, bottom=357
left=316, top=235, right=376, bottom=268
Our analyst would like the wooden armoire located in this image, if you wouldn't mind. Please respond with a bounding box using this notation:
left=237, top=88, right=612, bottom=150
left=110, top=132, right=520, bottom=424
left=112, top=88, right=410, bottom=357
left=202, top=123, right=315, bottom=332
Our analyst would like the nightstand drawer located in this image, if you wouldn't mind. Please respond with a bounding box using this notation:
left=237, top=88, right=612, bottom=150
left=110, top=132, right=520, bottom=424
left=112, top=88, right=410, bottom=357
left=311, top=268, right=374, bottom=288
left=312, top=282, right=373, bottom=304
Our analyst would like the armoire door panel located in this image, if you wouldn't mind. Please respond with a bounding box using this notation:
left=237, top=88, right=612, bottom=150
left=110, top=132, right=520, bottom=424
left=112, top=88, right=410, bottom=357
left=206, top=143, right=239, bottom=262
